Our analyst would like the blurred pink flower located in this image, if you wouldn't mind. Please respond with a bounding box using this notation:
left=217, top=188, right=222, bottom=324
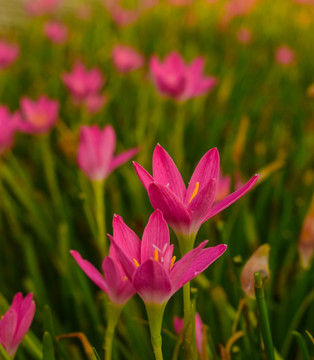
left=240, top=244, right=270, bottom=298
left=71, top=245, right=135, bottom=305
left=76, top=4, right=92, bottom=20
left=0, top=106, right=21, bottom=155
left=0, top=40, right=19, bottom=69
left=77, top=124, right=139, bottom=181
left=236, top=27, right=252, bottom=44
left=19, top=96, right=59, bottom=134
left=44, top=20, right=68, bottom=44
left=215, top=173, right=231, bottom=203
left=168, top=0, right=192, bottom=5
left=149, top=52, right=217, bottom=101
left=112, top=45, right=144, bottom=73
left=24, top=0, right=59, bottom=16
left=174, top=312, right=204, bottom=355
left=0, top=293, right=35, bottom=357
left=62, top=61, right=106, bottom=113
left=134, top=144, right=258, bottom=236
left=298, top=197, right=314, bottom=269
left=109, top=210, right=227, bottom=305
left=275, top=46, right=296, bottom=66
left=220, top=0, right=258, bottom=27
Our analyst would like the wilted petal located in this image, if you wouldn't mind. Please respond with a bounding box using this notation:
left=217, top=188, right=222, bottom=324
left=204, top=174, right=259, bottom=220
left=133, top=161, right=154, bottom=191
left=133, top=259, right=172, bottom=304
left=240, top=244, right=270, bottom=298
left=109, top=147, right=139, bottom=173
left=148, top=182, right=191, bottom=234
left=153, top=144, right=186, bottom=201
left=141, top=210, right=170, bottom=262
left=70, top=250, right=108, bottom=292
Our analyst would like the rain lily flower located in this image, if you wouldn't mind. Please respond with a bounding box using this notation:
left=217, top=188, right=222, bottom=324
left=24, top=0, right=59, bottom=16
left=215, top=173, right=231, bottom=203
left=108, top=210, right=227, bottom=306
left=220, top=0, right=258, bottom=27
left=240, top=244, right=270, bottom=298
left=236, top=27, right=252, bottom=44
left=0, top=293, right=35, bottom=357
left=149, top=52, right=217, bottom=101
left=298, top=196, right=314, bottom=269
left=112, top=45, right=144, bottom=73
left=77, top=124, right=139, bottom=181
left=133, top=144, right=258, bottom=238
left=275, top=46, right=295, bottom=66
left=19, top=96, right=59, bottom=134
left=0, top=106, right=21, bottom=155
left=62, top=61, right=106, bottom=113
left=0, top=40, right=19, bottom=70
left=71, top=246, right=135, bottom=305
left=44, top=20, right=68, bottom=44
left=174, top=312, right=204, bottom=355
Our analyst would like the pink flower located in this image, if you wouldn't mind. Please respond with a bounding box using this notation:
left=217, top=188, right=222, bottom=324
left=0, top=106, right=21, bottom=155
left=71, top=246, right=135, bottom=305
left=168, top=0, right=193, bottom=6
left=24, top=0, right=59, bottom=16
left=149, top=52, right=217, bottom=101
left=19, top=96, right=59, bottom=134
left=174, top=312, right=203, bottom=354
left=0, top=40, right=19, bottom=70
left=236, top=27, right=252, bottom=44
left=220, top=0, right=258, bottom=27
left=44, top=20, right=68, bottom=44
left=275, top=46, right=296, bottom=66
left=109, top=210, right=227, bottom=305
left=134, top=144, right=258, bottom=236
left=0, top=293, right=35, bottom=357
left=215, top=173, right=231, bottom=203
left=77, top=124, right=139, bottom=181
left=112, top=45, right=144, bottom=73
left=298, top=197, right=314, bottom=269
left=240, top=244, right=270, bottom=298
left=62, top=61, right=106, bottom=113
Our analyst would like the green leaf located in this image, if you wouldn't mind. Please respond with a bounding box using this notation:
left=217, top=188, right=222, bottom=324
left=43, top=332, right=55, bottom=360
left=292, top=331, right=311, bottom=360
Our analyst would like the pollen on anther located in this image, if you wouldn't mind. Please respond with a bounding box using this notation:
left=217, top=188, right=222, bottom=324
left=154, top=248, right=159, bottom=261
left=189, top=182, right=200, bottom=204
left=133, top=258, right=140, bottom=267
left=170, top=256, right=176, bottom=269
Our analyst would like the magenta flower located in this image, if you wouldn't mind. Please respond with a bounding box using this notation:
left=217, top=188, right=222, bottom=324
left=19, top=96, right=59, bottom=134
left=24, top=0, right=59, bottom=16
left=0, top=293, right=35, bottom=357
left=62, top=61, right=106, bottom=113
left=275, top=46, right=295, bottom=66
left=77, top=124, right=139, bottom=181
left=112, top=45, right=144, bottom=73
left=134, top=144, right=258, bottom=236
left=149, top=52, right=217, bottom=101
left=108, top=210, right=227, bottom=305
left=0, top=40, right=19, bottom=70
left=0, top=106, right=21, bottom=155
left=44, top=20, right=68, bottom=45
left=174, top=312, right=203, bottom=355
left=236, top=27, right=252, bottom=44
left=71, top=245, right=135, bottom=305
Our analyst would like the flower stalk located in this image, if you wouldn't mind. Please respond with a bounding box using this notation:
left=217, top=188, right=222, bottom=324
left=93, top=180, right=107, bottom=257
left=104, top=303, right=123, bottom=360
left=254, top=272, right=275, bottom=360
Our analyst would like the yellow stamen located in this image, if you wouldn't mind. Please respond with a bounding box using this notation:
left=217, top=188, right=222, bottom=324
left=133, top=259, right=140, bottom=267
left=154, top=248, right=159, bottom=261
left=188, top=182, right=199, bottom=204
left=170, top=256, right=176, bottom=269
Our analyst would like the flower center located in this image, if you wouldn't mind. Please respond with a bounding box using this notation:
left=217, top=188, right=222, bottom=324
left=188, top=182, right=199, bottom=204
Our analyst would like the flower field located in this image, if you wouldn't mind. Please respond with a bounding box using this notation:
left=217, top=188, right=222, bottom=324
left=0, top=0, right=313, bottom=359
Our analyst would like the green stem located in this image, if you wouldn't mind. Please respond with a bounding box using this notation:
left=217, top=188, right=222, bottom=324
left=177, top=233, right=197, bottom=360
left=92, top=180, right=107, bottom=257
left=104, top=303, right=123, bottom=360
left=254, top=272, right=275, bottom=360
left=145, top=303, right=166, bottom=360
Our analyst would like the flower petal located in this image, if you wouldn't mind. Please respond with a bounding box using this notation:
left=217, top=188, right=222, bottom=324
left=0, top=306, right=17, bottom=354
left=133, top=161, right=154, bottom=191
left=109, top=146, right=139, bottom=173
left=141, top=210, right=170, bottom=263
left=204, top=174, right=259, bottom=221
left=133, top=259, right=171, bottom=304
left=70, top=250, right=108, bottom=293
left=152, top=144, right=186, bottom=201
left=112, top=214, right=141, bottom=261
left=148, top=182, right=191, bottom=235
left=185, top=148, right=220, bottom=205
